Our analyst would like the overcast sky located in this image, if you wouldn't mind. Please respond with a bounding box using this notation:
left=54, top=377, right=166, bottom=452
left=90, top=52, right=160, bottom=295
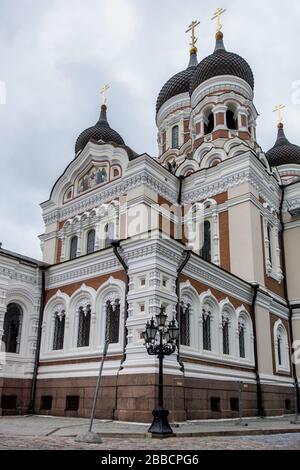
left=0, top=0, right=299, bottom=260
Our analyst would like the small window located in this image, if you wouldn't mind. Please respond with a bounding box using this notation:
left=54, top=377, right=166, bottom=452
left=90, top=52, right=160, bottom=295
left=140, top=278, right=146, bottom=287
left=162, top=278, right=168, bottom=288
left=87, top=230, right=95, bottom=255
left=172, top=125, right=179, bottom=149
left=41, top=396, right=53, bottom=411
left=65, top=396, right=80, bottom=411
left=285, top=399, right=291, bottom=411
left=1, top=395, right=17, bottom=410
left=211, top=397, right=221, bottom=412
left=70, top=236, right=78, bottom=260
left=113, top=168, right=120, bottom=178
left=230, top=398, right=239, bottom=412
left=140, top=304, right=145, bottom=313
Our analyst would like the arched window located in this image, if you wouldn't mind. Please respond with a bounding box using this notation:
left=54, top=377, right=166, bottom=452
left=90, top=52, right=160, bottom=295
left=77, top=305, right=91, bottom=348
left=172, top=125, right=179, bottom=149
left=105, top=299, right=120, bottom=344
left=222, top=316, right=230, bottom=355
left=202, top=305, right=212, bottom=351
left=226, top=110, right=238, bottom=130
left=70, top=236, right=78, bottom=260
left=53, top=311, right=65, bottom=350
left=180, top=303, right=190, bottom=346
left=87, top=230, right=95, bottom=254
left=3, top=303, right=23, bottom=353
left=104, top=223, right=115, bottom=248
left=238, top=319, right=246, bottom=359
left=201, top=221, right=211, bottom=262
left=204, top=113, right=214, bottom=135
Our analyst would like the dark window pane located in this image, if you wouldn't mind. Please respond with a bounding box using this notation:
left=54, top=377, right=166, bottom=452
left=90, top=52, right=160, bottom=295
left=172, top=126, right=179, bottom=148
left=1, top=395, right=17, bottom=410
left=201, top=221, right=211, bottom=262
left=77, top=306, right=91, bottom=348
left=41, top=396, right=52, bottom=411
left=230, top=398, right=239, bottom=412
left=180, top=305, right=190, bottom=346
left=211, top=397, right=221, bottom=412
left=53, top=313, right=65, bottom=350
left=70, top=236, right=78, bottom=260
left=65, top=396, right=79, bottom=411
left=239, top=325, right=246, bottom=358
left=277, top=334, right=282, bottom=366
left=222, top=320, right=230, bottom=355
left=3, top=303, right=22, bottom=354
left=203, top=311, right=211, bottom=351
left=106, top=300, right=120, bottom=344
left=87, top=230, right=95, bottom=254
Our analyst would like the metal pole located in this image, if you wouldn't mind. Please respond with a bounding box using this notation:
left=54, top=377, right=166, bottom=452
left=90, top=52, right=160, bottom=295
left=158, top=330, right=163, bottom=408
left=88, top=339, right=109, bottom=433
left=291, top=382, right=300, bottom=424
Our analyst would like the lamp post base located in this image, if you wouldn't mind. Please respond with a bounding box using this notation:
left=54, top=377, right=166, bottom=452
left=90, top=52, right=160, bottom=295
left=148, top=407, right=174, bottom=438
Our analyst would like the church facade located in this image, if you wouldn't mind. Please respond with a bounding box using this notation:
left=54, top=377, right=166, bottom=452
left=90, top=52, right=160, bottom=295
left=1, top=22, right=300, bottom=422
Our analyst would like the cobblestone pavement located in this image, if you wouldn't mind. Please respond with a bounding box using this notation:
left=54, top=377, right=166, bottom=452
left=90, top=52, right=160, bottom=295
left=0, top=433, right=299, bottom=450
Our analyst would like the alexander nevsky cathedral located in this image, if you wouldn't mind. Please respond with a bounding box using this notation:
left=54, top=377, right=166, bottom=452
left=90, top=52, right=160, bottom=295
left=0, top=11, right=300, bottom=423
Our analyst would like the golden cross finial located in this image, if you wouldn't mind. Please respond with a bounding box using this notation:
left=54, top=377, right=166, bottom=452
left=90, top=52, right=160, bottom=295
left=101, top=84, right=110, bottom=106
left=273, top=104, right=285, bottom=125
left=211, top=8, right=227, bottom=33
left=186, top=20, right=200, bottom=52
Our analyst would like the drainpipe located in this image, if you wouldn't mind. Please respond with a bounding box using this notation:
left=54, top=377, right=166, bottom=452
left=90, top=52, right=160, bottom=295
left=279, top=186, right=300, bottom=413
left=176, top=250, right=192, bottom=373
left=250, top=282, right=264, bottom=417
left=177, top=175, right=185, bottom=205
left=111, top=240, right=129, bottom=368
left=28, top=266, right=46, bottom=414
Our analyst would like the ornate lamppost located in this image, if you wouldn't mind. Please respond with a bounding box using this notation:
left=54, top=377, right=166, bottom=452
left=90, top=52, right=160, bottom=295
left=142, top=307, right=179, bottom=437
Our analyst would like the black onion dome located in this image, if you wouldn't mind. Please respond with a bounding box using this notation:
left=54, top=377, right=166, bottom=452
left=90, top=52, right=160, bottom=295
left=75, top=105, right=125, bottom=154
left=266, top=124, right=300, bottom=167
left=156, top=50, right=198, bottom=114
left=190, top=32, right=254, bottom=95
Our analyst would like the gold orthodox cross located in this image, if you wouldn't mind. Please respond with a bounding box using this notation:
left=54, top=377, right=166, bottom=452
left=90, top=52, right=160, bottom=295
left=101, top=84, right=110, bottom=106
left=186, top=20, right=200, bottom=50
left=211, top=8, right=227, bottom=32
left=273, top=104, right=285, bottom=125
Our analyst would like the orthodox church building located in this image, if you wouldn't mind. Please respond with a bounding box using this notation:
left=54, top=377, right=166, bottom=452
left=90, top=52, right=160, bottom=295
left=0, top=18, right=300, bottom=422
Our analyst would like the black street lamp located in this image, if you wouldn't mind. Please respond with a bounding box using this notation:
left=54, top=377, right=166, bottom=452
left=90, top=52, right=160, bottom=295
left=142, top=307, right=179, bottom=438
